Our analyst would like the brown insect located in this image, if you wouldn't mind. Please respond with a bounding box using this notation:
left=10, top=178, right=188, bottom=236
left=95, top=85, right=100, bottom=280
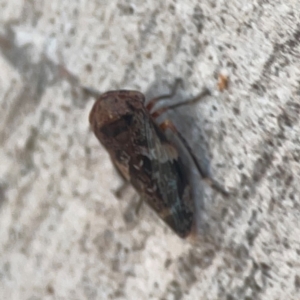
left=88, top=81, right=228, bottom=238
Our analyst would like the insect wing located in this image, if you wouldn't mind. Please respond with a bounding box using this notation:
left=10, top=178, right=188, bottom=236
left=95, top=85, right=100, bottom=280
left=129, top=114, right=194, bottom=238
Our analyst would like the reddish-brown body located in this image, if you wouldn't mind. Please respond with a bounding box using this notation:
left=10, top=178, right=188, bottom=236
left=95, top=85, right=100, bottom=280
left=89, top=90, right=195, bottom=238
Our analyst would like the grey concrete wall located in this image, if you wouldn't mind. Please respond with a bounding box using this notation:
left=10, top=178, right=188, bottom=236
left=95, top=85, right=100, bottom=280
left=0, top=1, right=300, bottom=299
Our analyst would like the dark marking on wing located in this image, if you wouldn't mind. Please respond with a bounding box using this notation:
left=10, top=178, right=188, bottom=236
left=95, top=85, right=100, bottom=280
left=100, top=114, right=133, bottom=137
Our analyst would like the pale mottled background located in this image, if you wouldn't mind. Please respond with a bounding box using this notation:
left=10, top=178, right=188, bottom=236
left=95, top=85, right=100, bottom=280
left=1, top=1, right=300, bottom=299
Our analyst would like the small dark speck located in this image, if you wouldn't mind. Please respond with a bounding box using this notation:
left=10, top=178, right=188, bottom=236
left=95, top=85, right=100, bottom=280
left=85, top=64, right=92, bottom=72
left=237, top=162, right=244, bottom=170
left=193, top=6, right=205, bottom=33
left=165, top=258, right=172, bottom=269
left=0, top=182, right=7, bottom=206
left=260, top=262, right=271, bottom=275
left=246, top=230, right=257, bottom=246
left=226, top=294, right=236, bottom=300
left=47, top=284, right=54, bottom=295
left=212, top=105, right=217, bottom=111
left=73, top=8, right=79, bottom=17
left=282, top=155, right=289, bottom=163
left=242, top=189, right=250, bottom=199
left=145, top=52, right=152, bottom=59
left=283, top=239, right=290, bottom=249
left=295, top=275, right=300, bottom=289
left=258, top=118, right=265, bottom=126
left=69, top=27, right=76, bottom=36
left=285, top=175, right=293, bottom=186
left=117, top=3, right=134, bottom=15
left=169, top=4, right=175, bottom=14
left=221, top=207, right=228, bottom=218
left=233, top=107, right=240, bottom=115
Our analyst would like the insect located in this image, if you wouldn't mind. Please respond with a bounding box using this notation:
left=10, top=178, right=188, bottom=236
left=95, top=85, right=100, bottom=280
left=88, top=81, right=228, bottom=238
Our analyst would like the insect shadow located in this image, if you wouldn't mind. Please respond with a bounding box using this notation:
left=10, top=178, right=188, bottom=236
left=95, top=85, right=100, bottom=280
left=142, top=78, right=229, bottom=241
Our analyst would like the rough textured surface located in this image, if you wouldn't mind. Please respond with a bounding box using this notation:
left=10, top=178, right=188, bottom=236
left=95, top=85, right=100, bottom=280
left=1, top=1, right=300, bottom=299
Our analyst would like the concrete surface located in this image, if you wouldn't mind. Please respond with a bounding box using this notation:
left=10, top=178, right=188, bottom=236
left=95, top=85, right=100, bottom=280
left=1, top=1, right=300, bottom=299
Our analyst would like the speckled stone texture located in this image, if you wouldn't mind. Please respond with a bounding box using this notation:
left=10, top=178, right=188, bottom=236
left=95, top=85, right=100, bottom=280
left=1, top=1, right=300, bottom=299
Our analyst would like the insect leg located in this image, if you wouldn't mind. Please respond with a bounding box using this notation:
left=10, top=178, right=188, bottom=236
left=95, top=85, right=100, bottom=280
left=162, top=87, right=211, bottom=111
left=146, top=78, right=183, bottom=112
left=159, top=120, right=229, bottom=196
left=82, top=86, right=102, bottom=98
left=135, top=197, right=144, bottom=215
left=114, top=181, right=131, bottom=198
left=149, top=86, right=211, bottom=119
